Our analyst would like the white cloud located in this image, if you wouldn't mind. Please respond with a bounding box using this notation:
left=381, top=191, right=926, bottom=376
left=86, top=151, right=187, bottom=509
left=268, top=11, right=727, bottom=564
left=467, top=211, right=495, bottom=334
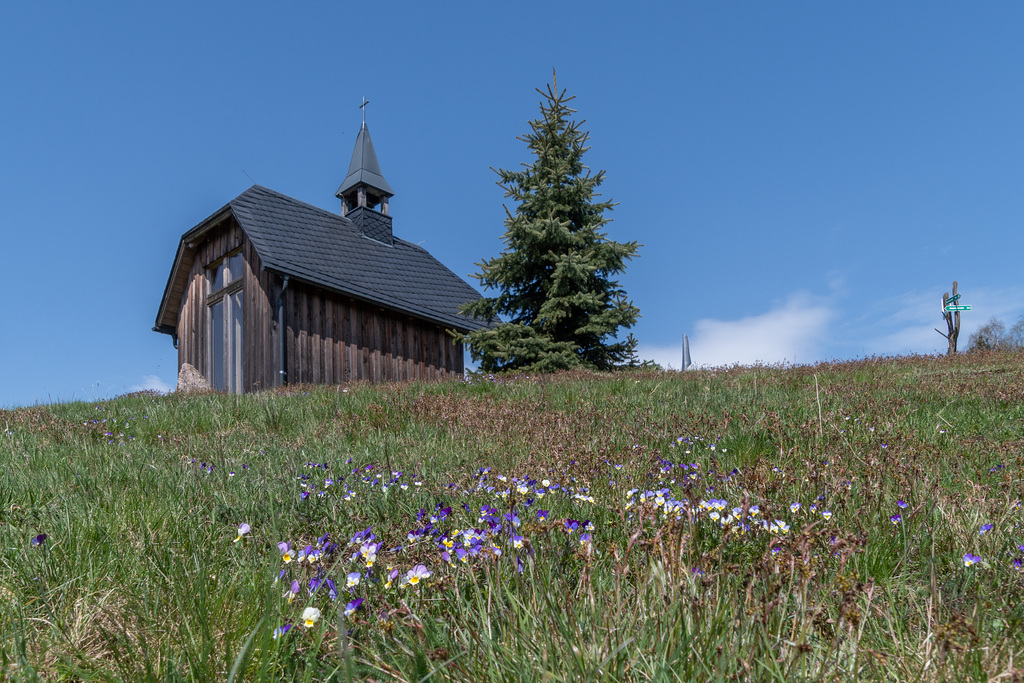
left=129, top=375, right=173, bottom=393
left=688, top=293, right=833, bottom=367
left=638, top=293, right=833, bottom=369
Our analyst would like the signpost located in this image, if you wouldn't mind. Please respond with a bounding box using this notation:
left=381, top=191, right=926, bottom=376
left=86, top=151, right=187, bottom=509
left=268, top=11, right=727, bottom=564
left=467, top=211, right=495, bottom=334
left=935, top=281, right=965, bottom=355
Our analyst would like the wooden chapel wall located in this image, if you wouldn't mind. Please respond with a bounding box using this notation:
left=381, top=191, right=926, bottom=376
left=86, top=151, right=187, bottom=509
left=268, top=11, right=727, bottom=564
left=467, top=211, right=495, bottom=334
left=177, top=218, right=465, bottom=392
left=281, top=280, right=465, bottom=386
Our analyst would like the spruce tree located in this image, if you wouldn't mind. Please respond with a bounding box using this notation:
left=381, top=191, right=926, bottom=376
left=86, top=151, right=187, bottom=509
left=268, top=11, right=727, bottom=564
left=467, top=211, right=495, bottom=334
left=461, top=83, right=640, bottom=373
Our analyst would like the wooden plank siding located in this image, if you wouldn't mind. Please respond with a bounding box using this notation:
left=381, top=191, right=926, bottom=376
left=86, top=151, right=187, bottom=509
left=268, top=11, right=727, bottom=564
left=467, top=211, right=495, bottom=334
left=176, top=219, right=465, bottom=393
left=279, top=281, right=464, bottom=386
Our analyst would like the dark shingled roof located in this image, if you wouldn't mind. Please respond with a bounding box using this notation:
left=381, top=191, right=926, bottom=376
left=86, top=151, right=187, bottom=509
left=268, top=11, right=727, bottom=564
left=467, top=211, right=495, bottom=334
left=230, top=185, right=485, bottom=331
left=336, top=122, right=394, bottom=198
left=154, top=184, right=486, bottom=335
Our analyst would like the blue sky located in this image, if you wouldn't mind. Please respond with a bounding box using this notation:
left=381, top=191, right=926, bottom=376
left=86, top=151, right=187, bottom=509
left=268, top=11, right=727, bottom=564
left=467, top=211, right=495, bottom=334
left=3, top=2, right=1023, bottom=407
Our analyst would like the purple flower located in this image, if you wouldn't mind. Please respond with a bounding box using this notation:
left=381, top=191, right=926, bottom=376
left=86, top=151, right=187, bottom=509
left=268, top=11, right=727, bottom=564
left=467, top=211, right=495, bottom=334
left=980, top=524, right=994, bottom=535
left=272, top=623, right=292, bottom=639
left=31, top=534, right=47, bottom=547
left=963, top=553, right=982, bottom=567
left=326, top=577, right=338, bottom=601
left=1014, top=558, right=1023, bottom=572
left=405, top=564, right=431, bottom=586
left=889, top=514, right=902, bottom=525
left=896, top=500, right=908, bottom=509
left=537, top=510, right=549, bottom=521
left=344, top=598, right=364, bottom=617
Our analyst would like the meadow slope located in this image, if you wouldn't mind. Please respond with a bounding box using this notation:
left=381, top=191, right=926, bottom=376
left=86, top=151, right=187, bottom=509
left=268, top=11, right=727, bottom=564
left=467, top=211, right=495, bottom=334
left=2, top=352, right=1024, bottom=681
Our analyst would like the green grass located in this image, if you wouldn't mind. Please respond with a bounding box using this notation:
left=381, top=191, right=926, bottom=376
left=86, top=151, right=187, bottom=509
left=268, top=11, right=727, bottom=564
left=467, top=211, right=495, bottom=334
left=2, top=351, right=1024, bottom=681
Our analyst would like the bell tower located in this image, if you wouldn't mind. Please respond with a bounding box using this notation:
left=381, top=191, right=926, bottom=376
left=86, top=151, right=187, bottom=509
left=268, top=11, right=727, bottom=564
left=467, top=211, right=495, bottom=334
left=336, top=101, right=395, bottom=244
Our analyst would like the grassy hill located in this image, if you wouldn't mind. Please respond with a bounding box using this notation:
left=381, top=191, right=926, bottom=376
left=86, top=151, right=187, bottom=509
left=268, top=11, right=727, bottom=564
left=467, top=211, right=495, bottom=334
left=2, top=352, right=1024, bottom=681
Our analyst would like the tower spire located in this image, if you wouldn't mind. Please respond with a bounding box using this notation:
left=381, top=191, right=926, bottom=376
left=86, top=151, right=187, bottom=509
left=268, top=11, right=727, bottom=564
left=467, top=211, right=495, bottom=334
left=336, top=102, right=395, bottom=243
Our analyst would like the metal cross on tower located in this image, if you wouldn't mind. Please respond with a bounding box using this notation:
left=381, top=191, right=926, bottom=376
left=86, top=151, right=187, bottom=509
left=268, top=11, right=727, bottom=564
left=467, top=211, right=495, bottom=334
left=359, top=96, right=369, bottom=125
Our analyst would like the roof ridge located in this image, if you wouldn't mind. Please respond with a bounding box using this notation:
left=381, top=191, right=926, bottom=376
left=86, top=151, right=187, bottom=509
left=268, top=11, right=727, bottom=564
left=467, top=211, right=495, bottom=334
left=238, top=185, right=356, bottom=227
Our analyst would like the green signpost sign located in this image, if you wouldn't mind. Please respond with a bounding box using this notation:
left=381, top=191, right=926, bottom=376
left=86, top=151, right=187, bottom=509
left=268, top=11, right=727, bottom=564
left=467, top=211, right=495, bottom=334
left=946, top=293, right=961, bottom=304
left=944, top=305, right=971, bottom=312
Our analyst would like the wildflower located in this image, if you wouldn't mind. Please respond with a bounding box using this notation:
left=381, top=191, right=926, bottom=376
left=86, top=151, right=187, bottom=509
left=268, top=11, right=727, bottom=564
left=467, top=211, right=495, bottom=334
left=301, top=607, right=321, bottom=628
left=822, top=510, right=833, bottom=520
left=897, top=500, right=908, bottom=509
left=234, top=523, right=251, bottom=543
left=537, top=510, right=549, bottom=521
left=790, top=503, right=801, bottom=513
left=890, top=515, right=902, bottom=525
left=405, top=564, right=431, bottom=586
left=279, top=542, right=294, bottom=563
left=962, top=553, right=982, bottom=567
left=326, top=577, right=338, bottom=601
left=284, top=580, right=299, bottom=604
left=344, top=598, right=364, bottom=617
left=346, top=571, right=361, bottom=588
left=1013, top=558, right=1023, bottom=572
left=979, top=524, right=994, bottom=535
left=272, top=623, right=292, bottom=639
left=31, top=534, right=47, bottom=547
left=512, top=534, right=524, bottom=549
left=385, top=568, right=399, bottom=588
left=360, top=540, right=379, bottom=567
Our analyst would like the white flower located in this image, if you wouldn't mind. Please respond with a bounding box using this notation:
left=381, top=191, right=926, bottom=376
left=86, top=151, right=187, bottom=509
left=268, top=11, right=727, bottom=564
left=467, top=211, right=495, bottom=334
left=301, top=607, right=321, bottom=627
